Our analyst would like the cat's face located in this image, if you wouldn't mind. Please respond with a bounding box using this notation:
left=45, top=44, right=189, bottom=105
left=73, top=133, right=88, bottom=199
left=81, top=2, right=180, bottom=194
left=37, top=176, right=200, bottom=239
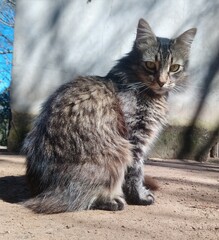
left=134, top=19, right=196, bottom=95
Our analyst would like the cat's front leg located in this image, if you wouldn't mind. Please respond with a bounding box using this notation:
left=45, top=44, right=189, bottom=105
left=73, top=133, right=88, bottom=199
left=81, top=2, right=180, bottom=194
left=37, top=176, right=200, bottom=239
left=123, top=146, right=155, bottom=205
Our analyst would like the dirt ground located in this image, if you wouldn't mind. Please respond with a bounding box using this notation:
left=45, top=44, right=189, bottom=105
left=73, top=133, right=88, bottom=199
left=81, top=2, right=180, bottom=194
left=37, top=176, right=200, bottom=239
left=0, top=154, right=218, bottom=240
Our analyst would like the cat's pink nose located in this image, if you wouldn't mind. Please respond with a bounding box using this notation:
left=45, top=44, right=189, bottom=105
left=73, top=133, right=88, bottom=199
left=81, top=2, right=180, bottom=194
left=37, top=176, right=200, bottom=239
left=156, top=80, right=165, bottom=87
left=156, top=74, right=167, bottom=87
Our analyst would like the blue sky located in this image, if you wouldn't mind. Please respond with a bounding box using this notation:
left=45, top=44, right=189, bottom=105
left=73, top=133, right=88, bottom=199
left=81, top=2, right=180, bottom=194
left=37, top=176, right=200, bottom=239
left=0, top=3, right=14, bottom=94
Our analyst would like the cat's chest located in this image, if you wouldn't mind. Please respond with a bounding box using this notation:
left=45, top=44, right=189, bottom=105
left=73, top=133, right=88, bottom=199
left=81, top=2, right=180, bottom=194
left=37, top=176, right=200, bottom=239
left=118, top=91, right=168, bottom=160
left=118, top=91, right=168, bottom=131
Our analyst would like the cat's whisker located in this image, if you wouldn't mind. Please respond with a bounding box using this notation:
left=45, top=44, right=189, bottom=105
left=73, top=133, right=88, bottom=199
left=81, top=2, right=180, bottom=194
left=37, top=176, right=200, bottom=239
left=118, top=82, right=145, bottom=89
left=126, top=82, right=146, bottom=91
left=137, top=86, right=151, bottom=95
left=173, top=87, right=183, bottom=93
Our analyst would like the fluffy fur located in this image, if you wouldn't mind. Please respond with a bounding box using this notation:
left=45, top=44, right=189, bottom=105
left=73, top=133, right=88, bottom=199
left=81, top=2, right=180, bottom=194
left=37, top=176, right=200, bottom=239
left=23, top=19, right=196, bottom=213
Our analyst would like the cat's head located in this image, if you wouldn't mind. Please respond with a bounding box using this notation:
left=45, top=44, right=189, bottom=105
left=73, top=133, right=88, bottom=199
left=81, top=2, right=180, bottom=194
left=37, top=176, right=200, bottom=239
left=133, top=18, right=197, bottom=95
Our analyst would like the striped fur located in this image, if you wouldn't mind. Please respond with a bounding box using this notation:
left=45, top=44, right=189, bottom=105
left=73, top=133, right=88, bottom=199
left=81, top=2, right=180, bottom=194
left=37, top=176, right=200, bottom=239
left=23, top=19, right=196, bottom=213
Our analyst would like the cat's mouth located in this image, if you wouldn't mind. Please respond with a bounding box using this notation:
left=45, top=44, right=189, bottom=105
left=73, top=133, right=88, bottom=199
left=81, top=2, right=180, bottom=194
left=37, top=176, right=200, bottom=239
left=150, top=85, right=171, bottom=95
left=149, top=80, right=175, bottom=95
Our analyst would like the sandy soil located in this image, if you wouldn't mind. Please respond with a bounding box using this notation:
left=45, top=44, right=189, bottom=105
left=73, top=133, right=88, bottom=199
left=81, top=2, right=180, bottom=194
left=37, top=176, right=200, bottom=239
left=0, top=154, right=218, bottom=240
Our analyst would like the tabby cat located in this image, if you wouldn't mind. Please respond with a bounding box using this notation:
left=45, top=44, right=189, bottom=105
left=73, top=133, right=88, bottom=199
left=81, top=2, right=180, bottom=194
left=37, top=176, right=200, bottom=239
left=23, top=19, right=196, bottom=213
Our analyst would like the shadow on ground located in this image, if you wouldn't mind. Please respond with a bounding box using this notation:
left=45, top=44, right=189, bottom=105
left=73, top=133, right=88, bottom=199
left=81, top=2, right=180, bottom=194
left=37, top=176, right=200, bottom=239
left=148, top=158, right=219, bottom=173
left=0, top=157, right=218, bottom=206
left=0, top=175, right=31, bottom=203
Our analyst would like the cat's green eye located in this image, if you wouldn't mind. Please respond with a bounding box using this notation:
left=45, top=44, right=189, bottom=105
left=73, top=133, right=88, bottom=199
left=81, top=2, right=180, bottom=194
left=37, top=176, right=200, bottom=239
left=145, top=61, right=156, bottom=71
left=169, top=64, right=180, bottom=72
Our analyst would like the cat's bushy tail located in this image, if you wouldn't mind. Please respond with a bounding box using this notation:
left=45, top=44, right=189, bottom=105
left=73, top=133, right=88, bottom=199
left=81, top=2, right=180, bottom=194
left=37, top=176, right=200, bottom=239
left=24, top=184, right=98, bottom=214
left=144, top=175, right=159, bottom=191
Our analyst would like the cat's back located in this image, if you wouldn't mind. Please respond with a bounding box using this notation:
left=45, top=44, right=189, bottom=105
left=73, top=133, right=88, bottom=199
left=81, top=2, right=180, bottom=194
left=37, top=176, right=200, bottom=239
left=44, top=76, right=123, bottom=135
left=24, top=76, right=129, bottom=166
left=46, top=76, right=116, bottom=114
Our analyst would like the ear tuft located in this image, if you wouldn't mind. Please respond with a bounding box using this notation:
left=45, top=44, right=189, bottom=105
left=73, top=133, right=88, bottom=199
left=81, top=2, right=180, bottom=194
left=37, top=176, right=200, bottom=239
left=175, top=28, right=197, bottom=47
left=136, top=18, right=157, bottom=47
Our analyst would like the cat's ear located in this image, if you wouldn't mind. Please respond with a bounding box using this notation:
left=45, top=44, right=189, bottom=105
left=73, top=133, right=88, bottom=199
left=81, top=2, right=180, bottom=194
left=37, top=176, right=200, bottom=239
left=135, top=18, right=157, bottom=48
left=174, top=28, right=197, bottom=49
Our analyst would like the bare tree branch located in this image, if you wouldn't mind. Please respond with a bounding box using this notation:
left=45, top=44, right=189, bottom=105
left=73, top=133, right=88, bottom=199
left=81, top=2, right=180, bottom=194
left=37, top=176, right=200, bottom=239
left=0, top=32, right=13, bottom=45
left=0, top=17, right=14, bottom=27
left=0, top=49, right=13, bottom=54
left=7, top=0, right=16, bottom=7
left=0, top=0, right=15, bottom=56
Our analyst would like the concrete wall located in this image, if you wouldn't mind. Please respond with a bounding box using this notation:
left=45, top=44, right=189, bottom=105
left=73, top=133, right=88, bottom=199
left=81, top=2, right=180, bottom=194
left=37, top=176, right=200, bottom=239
left=10, top=0, right=219, bottom=155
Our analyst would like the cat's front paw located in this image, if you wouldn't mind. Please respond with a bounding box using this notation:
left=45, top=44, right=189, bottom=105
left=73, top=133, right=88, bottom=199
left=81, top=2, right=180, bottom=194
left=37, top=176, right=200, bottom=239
left=124, top=186, right=155, bottom=205
left=91, top=197, right=125, bottom=211
left=138, top=188, right=155, bottom=205
left=114, top=196, right=126, bottom=210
